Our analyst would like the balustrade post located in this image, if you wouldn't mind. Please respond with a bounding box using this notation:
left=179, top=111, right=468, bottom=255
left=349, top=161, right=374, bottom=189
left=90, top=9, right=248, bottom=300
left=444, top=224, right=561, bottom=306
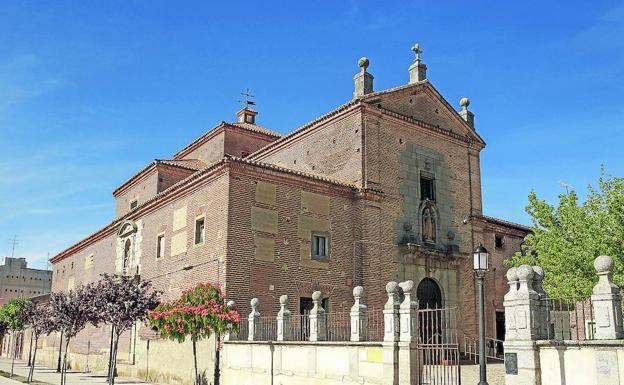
left=383, top=281, right=400, bottom=343
left=247, top=298, right=260, bottom=341
left=276, top=295, right=292, bottom=341
left=591, top=256, right=624, bottom=340
left=309, top=291, right=326, bottom=341
left=398, top=280, right=417, bottom=342
left=350, top=286, right=367, bottom=342
left=223, top=300, right=236, bottom=341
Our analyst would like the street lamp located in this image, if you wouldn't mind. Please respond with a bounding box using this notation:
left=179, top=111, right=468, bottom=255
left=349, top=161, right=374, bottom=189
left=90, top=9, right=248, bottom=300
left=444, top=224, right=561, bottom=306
left=473, top=243, right=489, bottom=385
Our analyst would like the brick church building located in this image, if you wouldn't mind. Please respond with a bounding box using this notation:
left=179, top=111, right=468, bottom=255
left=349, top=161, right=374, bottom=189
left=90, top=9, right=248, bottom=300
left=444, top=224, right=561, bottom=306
left=42, top=45, right=528, bottom=380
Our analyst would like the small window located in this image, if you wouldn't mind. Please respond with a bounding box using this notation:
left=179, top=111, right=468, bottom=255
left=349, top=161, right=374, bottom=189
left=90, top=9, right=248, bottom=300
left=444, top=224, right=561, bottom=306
left=311, top=233, right=329, bottom=261
left=130, top=200, right=138, bottom=210
left=157, top=234, right=165, bottom=258
left=420, top=173, right=435, bottom=201
left=194, top=217, right=205, bottom=245
left=495, top=234, right=504, bottom=249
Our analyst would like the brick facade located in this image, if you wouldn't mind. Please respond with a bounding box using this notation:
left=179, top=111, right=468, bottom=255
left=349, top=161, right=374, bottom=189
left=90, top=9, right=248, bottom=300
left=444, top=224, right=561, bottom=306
left=41, top=58, right=528, bottom=384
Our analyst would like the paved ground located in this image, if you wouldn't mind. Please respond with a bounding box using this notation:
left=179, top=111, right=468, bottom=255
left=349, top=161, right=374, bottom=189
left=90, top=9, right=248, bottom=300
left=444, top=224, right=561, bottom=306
left=460, top=362, right=505, bottom=385
left=0, top=357, right=148, bottom=385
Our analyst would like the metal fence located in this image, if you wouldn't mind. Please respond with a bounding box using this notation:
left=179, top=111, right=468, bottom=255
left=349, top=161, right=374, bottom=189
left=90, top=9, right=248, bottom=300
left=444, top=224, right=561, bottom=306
left=462, top=335, right=504, bottom=363
left=544, top=297, right=594, bottom=341
left=229, top=308, right=384, bottom=342
left=417, top=307, right=461, bottom=385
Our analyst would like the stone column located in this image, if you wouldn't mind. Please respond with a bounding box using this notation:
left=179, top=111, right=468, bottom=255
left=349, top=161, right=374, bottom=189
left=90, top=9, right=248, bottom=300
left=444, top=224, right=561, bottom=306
left=398, top=280, right=419, bottom=385
left=223, top=300, right=236, bottom=341
left=309, top=291, right=326, bottom=341
left=350, top=286, right=367, bottom=342
left=383, top=281, right=400, bottom=343
left=247, top=298, right=260, bottom=341
left=276, top=295, right=291, bottom=341
left=503, top=265, right=543, bottom=385
left=591, top=255, right=624, bottom=340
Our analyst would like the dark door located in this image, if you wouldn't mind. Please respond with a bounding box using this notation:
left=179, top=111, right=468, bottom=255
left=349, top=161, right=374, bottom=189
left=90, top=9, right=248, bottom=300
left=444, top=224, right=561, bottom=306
left=416, top=278, right=443, bottom=309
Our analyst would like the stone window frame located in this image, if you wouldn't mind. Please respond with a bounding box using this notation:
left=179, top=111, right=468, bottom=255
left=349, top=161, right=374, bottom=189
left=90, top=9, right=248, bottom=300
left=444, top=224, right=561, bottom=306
left=311, top=231, right=331, bottom=262
left=419, top=171, right=436, bottom=202
left=194, top=215, right=206, bottom=246
left=156, top=232, right=166, bottom=259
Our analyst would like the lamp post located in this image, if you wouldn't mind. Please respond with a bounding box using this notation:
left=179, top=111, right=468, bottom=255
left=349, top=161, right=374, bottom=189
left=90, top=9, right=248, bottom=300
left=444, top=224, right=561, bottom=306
left=473, top=243, right=489, bottom=385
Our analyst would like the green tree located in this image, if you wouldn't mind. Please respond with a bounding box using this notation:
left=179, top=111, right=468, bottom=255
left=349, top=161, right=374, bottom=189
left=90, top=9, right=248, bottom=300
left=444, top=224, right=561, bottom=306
left=148, top=283, right=240, bottom=385
left=0, top=298, right=31, bottom=377
left=508, top=169, right=624, bottom=298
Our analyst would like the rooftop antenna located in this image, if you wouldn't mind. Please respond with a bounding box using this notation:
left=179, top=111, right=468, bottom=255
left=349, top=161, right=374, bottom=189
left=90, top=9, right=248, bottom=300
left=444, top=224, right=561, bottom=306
left=9, top=234, right=19, bottom=258
left=559, top=181, right=573, bottom=194
left=238, top=88, right=256, bottom=108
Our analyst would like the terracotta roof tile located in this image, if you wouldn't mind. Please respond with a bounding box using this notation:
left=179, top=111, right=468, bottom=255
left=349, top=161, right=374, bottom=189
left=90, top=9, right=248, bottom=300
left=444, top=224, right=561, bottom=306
left=229, top=122, right=282, bottom=137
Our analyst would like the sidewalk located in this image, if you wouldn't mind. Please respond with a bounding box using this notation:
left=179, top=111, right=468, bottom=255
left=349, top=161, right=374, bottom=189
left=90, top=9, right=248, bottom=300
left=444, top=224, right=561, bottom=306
left=0, top=357, right=149, bottom=385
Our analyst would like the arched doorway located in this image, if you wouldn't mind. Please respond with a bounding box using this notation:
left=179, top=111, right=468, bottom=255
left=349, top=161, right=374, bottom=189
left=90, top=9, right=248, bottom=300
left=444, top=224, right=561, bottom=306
left=417, top=277, right=442, bottom=309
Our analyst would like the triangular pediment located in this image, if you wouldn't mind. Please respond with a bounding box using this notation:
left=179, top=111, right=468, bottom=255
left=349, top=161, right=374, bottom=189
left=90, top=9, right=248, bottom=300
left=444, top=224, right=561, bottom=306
left=363, top=81, right=485, bottom=146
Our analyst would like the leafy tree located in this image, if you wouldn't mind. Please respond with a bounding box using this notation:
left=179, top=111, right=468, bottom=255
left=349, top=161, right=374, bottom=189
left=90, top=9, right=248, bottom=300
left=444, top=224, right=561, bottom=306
left=93, top=274, right=160, bottom=385
left=0, top=298, right=31, bottom=377
left=508, top=169, right=624, bottom=298
left=21, top=302, right=57, bottom=383
left=149, top=283, right=240, bottom=385
left=50, top=284, right=99, bottom=385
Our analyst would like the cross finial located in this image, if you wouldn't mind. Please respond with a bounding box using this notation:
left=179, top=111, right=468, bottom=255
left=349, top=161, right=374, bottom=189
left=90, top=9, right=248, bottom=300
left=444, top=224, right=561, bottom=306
left=411, top=43, right=422, bottom=62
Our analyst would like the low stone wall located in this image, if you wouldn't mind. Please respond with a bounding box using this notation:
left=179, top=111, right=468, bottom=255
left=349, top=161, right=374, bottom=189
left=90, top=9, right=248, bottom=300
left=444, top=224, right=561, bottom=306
left=536, top=340, right=624, bottom=385
left=222, top=341, right=394, bottom=385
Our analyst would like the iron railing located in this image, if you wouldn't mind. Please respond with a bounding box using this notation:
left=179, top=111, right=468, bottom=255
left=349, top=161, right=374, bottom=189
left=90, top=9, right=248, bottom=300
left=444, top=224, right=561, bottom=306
left=462, top=335, right=504, bottom=362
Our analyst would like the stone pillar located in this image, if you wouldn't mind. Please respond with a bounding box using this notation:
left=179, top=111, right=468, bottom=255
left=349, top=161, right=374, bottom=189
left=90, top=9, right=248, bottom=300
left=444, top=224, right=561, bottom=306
left=309, top=291, right=326, bottom=341
left=223, top=300, right=236, bottom=341
left=591, top=255, right=624, bottom=340
left=350, top=286, right=367, bottom=342
left=276, top=295, right=291, bottom=341
left=247, top=298, right=260, bottom=341
left=383, top=281, right=400, bottom=343
left=398, top=281, right=417, bottom=342
left=503, top=265, right=543, bottom=385
left=353, top=57, right=374, bottom=98
left=398, top=280, right=419, bottom=385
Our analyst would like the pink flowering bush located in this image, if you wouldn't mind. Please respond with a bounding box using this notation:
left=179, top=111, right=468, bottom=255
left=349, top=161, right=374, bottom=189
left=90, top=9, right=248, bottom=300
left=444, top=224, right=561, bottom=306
left=148, top=283, right=239, bottom=385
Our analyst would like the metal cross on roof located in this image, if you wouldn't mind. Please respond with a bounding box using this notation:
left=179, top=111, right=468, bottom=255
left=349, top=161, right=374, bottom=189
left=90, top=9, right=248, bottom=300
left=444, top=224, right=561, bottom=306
left=239, top=88, right=256, bottom=107
left=411, top=43, right=423, bottom=62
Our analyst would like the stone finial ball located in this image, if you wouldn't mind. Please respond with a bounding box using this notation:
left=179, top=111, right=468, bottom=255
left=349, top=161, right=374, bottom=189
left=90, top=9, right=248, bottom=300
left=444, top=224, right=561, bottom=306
left=385, top=281, right=398, bottom=294
left=312, top=291, right=322, bottom=301
left=594, top=255, right=614, bottom=274
left=279, top=295, right=288, bottom=305
left=506, top=267, right=518, bottom=282
left=226, top=300, right=235, bottom=307
left=250, top=298, right=259, bottom=308
left=353, top=286, right=364, bottom=297
left=532, top=266, right=545, bottom=281
left=517, top=265, right=535, bottom=281
left=460, top=97, right=470, bottom=108
left=358, top=57, right=369, bottom=70
left=399, top=280, right=414, bottom=292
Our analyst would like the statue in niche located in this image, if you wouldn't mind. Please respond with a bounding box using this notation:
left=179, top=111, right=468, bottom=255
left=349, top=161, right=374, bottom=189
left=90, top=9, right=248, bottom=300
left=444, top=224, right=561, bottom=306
left=123, top=238, right=131, bottom=271
left=422, top=206, right=436, bottom=243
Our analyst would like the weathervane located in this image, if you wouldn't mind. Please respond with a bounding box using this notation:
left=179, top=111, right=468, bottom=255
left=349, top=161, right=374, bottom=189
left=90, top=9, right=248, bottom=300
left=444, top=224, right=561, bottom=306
left=239, top=88, right=256, bottom=108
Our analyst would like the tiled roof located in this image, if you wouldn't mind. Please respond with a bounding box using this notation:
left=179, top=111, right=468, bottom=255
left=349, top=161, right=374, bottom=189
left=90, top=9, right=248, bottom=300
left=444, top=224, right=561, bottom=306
left=229, top=122, right=282, bottom=137
left=157, top=159, right=207, bottom=171
left=478, top=215, right=530, bottom=233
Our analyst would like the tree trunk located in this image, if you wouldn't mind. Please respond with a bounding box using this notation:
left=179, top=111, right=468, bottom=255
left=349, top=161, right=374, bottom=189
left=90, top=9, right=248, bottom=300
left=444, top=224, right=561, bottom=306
left=56, top=332, right=63, bottom=373
left=28, top=337, right=38, bottom=383
left=107, top=326, right=114, bottom=382
left=110, top=332, right=121, bottom=385
left=61, top=338, right=70, bottom=385
left=27, top=332, right=33, bottom=366
left=11, top=331, right=16, bottom=377
left=192, top=337, right=199, bottom=385
left=213, top=333, right=221, bottom=385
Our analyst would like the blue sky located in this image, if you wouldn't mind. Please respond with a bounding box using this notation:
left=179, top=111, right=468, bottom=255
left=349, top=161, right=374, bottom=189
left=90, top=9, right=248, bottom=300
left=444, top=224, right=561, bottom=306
left=1, top=1, right=623, bottom=268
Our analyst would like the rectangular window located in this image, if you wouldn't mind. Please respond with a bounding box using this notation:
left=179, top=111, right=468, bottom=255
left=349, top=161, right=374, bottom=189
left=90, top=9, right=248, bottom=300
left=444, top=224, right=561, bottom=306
left=420, top=173, right=435, bottom=201
left=311, top=233, right=329, bottom=261
left=495, top=234, right=504, bottom=249
left=157, top=234, right=165, bottom=258
left=194, top=217, right=205, bottom=245
left=130, top=200, right=138, bottom=210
